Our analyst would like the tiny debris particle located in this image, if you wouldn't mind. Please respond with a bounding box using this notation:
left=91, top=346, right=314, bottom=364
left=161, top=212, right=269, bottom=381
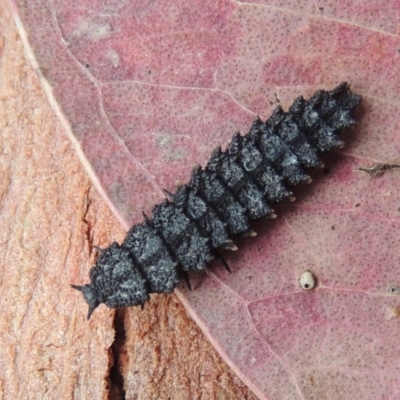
left=299, top=270, right=316, bottom=291
left=387, top=306, right=400, bottom=320
left=389, top=285, right=400, bottom=295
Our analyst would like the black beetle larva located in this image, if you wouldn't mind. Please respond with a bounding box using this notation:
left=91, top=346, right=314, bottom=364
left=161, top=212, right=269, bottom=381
left=71, top=83, right=362, bottom=319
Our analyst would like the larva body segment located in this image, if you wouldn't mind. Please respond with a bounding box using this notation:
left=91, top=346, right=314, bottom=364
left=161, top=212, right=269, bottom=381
left=72, top=83, right=362, bottom=319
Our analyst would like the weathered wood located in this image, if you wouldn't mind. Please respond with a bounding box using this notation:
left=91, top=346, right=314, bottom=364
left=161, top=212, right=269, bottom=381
left=0, top=1, right=257, bottom=399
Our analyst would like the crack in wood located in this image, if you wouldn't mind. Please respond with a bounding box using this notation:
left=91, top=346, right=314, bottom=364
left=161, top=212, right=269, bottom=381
left=108, top=309, right=127, bottom=400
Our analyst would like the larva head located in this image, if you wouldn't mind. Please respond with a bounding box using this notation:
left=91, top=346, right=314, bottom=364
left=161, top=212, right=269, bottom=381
left=72, top=242, right=150, bottom=319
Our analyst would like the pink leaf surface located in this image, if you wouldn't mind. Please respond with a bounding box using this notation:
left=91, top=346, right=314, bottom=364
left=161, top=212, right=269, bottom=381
left=10, top=1, right=400, bottom=398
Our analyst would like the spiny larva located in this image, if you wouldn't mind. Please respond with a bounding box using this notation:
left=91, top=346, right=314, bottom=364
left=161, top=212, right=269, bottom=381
left=71, top=82, right=362, bottom=319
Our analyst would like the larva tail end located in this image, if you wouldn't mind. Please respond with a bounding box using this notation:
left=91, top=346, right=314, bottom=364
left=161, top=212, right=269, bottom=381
left=71, top=284, right=100, bottom=320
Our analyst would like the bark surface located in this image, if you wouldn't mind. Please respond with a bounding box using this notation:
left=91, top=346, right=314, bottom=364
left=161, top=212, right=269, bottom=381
left=0, top=1, right=256, bottom=399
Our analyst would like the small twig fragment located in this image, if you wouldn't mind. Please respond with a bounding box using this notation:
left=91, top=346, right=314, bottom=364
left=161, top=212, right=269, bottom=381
left=355, top=163, right=400, bottom=177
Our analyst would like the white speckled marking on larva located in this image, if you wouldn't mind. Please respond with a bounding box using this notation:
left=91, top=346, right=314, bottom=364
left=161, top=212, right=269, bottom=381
left=299, top=270, right=315, bottom=291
